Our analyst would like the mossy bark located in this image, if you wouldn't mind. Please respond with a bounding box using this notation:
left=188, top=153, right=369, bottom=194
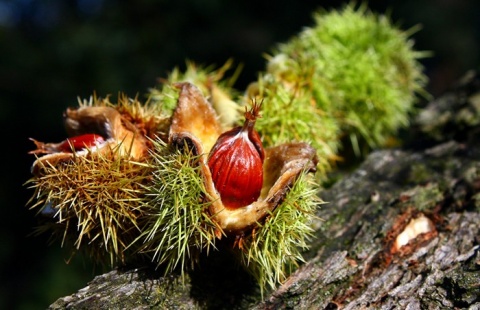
left=49, top=72, right=480, bottom=309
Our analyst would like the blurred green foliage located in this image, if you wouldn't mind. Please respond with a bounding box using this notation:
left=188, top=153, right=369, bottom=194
left=1, top=0, right=479, bottom=309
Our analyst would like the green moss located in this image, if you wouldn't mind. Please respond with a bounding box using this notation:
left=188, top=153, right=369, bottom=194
left=408, top=163, right=435, bottom=184
left=462, top=163, right=480, bottom=187
left=472, top=193, right=480, bottom=212
left=452, top=271, right=480, bottom=304
left=411, top=183, right=444, bottom=211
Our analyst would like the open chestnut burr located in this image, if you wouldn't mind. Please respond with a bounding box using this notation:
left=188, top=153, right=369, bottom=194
left=168, top=82, right=318, bottom=235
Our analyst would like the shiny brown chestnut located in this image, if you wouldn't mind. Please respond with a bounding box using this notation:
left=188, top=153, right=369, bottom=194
left=207, top=103, right=265, bottom=209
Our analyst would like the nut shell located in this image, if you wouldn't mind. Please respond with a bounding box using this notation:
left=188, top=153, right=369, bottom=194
left=208, top=114, right=265, bottom=209
left=30, top=106, right=149, bottom=175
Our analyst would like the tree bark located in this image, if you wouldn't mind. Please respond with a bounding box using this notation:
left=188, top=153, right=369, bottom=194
left=50, top=72, right=480, bottom=309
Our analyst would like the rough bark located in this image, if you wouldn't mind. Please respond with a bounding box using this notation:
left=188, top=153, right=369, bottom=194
left=50, top=72, right=480, bottom=309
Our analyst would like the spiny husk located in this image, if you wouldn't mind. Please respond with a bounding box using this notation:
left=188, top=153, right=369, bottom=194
left=27, top=147, right=154, bottom=266
left=149, top=83, right=320, bottom=291
left=249, top=77, right=340, bottom=177
left=136, top=137, right=321, bottom=290
left=238, top=173, right=321, bottom=293
left=168, top=83, right=319, bottom=234
left=149, top=60, right=244, bottom=129
left=264, top=4, right=428, bottom=155
left=27, top=94, right=168, bottom=265
left=77, top=93, right=169, bottom=142
left=30, top=94, right=169, bottom=175
left=134, top=139, right=219, bottom=275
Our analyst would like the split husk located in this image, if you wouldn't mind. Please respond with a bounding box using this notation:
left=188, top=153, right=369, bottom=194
left=138, top=83, right=320, bottom=289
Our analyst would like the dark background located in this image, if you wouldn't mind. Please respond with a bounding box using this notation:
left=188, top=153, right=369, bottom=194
left=1, top=0, right=478, bottom=309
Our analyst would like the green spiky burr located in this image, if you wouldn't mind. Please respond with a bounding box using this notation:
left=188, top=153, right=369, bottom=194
left=258, top=4, right=427, bottom=156
left=27, top=95, right=166, bottom=265
left=237, top=172, right=322, bottom=293
left=27, top=144, right=154, bottom=265
left=134, top=138, right=219, bottom=275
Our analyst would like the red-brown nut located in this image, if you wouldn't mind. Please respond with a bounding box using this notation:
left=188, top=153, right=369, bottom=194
left=207, top=103, right=265, bottom=209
